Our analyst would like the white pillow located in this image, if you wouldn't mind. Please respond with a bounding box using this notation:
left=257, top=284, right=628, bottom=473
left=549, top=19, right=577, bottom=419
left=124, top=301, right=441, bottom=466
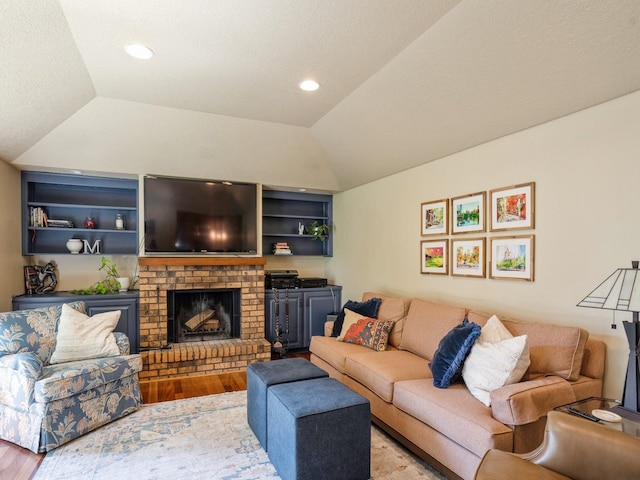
left=337, top=308, right=369, bottom=341
left=462, top=315, right=530, bottom=406
left=50, top=304, right=121, bottom=364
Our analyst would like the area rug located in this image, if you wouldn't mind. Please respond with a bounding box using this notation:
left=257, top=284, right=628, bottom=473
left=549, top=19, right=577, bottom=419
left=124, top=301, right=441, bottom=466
left=34, top=390, right=445, bottom=480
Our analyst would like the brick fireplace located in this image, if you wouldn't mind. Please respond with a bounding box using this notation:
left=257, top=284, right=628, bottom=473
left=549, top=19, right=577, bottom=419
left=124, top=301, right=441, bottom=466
left=137, top=257, right=270, bottom=381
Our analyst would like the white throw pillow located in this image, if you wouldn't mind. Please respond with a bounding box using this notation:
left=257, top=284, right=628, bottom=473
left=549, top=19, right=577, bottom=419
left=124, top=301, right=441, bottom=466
left=462, top=315, right=530, bottom=406
left=337, top=308, right=368, bottom=341
left=50, top=303, right=121, bottom=364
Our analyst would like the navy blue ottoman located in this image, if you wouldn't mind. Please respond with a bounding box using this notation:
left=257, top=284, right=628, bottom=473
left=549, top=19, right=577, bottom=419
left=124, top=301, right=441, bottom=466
left=267, top=377, right=371, bottom=480
left=247, top=358, right=328, bottom=451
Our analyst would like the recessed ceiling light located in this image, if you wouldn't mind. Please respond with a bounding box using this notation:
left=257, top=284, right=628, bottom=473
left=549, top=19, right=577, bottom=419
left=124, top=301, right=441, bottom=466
left=124, top=44, right=154, bottom=60
left=298, top=80, right=320, bottom=92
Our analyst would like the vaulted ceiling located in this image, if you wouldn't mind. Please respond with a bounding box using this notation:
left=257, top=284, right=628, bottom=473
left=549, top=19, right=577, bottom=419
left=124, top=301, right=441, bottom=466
left=2, top=1, right=639, bottom=191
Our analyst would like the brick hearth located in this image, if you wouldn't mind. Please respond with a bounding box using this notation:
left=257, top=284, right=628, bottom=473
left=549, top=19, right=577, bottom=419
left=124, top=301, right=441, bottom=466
left=138, top=257, right=270, bottom=380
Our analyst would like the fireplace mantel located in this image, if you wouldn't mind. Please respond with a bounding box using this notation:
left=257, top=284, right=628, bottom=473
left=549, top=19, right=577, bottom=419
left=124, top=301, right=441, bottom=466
left=138, top=256, right=267, bottom=267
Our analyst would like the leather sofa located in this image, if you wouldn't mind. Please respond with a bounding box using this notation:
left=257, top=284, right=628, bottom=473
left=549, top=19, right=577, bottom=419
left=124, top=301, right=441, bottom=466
left=0, top=302, right=142, bottom=453
left=309, top=292, right=606, bottom=480
left=474, top=410, right=640, bottom=480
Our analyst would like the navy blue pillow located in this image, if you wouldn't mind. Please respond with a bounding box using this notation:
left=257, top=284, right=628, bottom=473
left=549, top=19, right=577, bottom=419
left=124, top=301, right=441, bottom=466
left=331, top=298, right=382, bottom=337
left=429, top=319, right=481, bottom=389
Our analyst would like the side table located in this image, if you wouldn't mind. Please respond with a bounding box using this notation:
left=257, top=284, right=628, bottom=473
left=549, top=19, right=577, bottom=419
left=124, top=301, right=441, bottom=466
left=555, top=397, right=640, bottom=438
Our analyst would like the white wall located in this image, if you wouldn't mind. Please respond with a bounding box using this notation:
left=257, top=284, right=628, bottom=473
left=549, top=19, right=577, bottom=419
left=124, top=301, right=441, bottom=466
left=0, top=162, right=26, bottom=310
left=328, top=90, right=640, bottom=399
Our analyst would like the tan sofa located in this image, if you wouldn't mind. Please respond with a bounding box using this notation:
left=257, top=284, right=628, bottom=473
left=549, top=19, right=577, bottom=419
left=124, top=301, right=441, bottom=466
left=309, top=292, right=606, bottom=480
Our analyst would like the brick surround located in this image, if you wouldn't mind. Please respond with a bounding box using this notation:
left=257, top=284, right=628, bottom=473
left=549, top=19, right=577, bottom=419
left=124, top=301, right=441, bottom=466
left=138, top=257, right=270, bottom=380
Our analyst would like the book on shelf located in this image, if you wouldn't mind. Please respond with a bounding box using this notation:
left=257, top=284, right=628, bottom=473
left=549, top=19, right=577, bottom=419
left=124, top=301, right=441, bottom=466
left=29, top=207, right=75, bottom=228
left=272, top=242, right=292, bottom=255
left=29, top=207, right=48, bottom=227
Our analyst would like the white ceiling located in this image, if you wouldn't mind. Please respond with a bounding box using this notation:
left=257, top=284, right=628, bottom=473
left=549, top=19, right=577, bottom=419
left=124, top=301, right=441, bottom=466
left=1, top=0, right=639, bottom=191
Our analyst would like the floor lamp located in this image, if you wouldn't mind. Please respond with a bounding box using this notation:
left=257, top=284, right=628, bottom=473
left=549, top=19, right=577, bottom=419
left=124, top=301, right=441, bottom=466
left=577, top=261, right=640, bottom=421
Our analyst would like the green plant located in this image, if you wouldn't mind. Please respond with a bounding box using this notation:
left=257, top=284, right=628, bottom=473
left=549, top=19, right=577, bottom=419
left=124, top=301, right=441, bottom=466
left=305, top=221, right=332, bottom=241
left=72, top=257, right=122, bottom=294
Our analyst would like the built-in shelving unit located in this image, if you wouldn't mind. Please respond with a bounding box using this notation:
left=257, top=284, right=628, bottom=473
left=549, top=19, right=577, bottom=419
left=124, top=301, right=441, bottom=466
left=21, top=171, right=139, bottom=256
left=262, top=190, right=333, bottom=257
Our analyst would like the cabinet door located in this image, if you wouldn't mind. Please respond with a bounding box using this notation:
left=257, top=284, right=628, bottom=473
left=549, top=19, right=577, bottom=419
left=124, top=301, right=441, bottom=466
left=85, top=298, right=139, bottom=354
left=304, top=288, right=342, bottom=340
left=265, top=291, right=304, bottom=350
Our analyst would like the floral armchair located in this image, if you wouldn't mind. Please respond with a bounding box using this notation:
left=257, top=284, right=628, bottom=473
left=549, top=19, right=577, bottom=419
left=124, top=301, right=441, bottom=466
left=0, top=302, right=142, bottom=453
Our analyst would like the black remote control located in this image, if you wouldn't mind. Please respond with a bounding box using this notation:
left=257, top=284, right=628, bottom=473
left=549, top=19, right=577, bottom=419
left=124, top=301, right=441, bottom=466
left=568, top=407, right=601, bottom=422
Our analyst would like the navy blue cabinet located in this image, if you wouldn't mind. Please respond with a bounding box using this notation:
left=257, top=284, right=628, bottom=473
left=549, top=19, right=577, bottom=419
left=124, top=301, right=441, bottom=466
left=264, top=286, right=341, bottom=352
left=12, top=292, right=140, bottom=354
left=22, top=171, right=138, bottom=255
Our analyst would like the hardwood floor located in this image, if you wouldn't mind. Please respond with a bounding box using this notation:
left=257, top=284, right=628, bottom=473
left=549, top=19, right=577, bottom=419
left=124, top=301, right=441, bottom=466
left=140, top=370, right=247, bottom=403
left=0, top=370, right=248, bottom=480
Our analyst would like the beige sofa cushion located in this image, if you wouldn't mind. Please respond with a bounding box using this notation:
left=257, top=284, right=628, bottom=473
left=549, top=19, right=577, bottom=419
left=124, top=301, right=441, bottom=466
left=345, top=350, right=431, bottom=403
left=399, top=298, right=467, bottom=360
left=467, top=311, right=589, bottom=381
left=393, top=379, right=513, bottom=456
left=309, top=335, right=367, bottom=374
left=362, top=292, right=410, bottom=348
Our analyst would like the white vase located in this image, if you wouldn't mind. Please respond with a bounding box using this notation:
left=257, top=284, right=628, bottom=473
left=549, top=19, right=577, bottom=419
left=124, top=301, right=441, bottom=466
left=66, top=239, right=83, bottom=254
left=117, top=277, right=130, bottom=292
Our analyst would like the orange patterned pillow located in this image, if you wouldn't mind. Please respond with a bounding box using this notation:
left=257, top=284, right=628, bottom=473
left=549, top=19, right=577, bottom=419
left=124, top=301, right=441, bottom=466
left=341, top=312, right=395, bottom=352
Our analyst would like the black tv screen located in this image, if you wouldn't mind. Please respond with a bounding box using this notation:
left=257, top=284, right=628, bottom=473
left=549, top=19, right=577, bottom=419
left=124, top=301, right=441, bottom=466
left=143, top=176, right=258, bottom=255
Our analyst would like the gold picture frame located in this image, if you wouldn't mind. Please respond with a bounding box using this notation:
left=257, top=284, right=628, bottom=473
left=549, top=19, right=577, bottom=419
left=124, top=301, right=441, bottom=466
left=489, top=182, right=535, bottom=232
left=421, top=199, right=449, bottom=236
left=489, top=235, right=535, bottom=281
left=451, top=237, right=486, bottom=278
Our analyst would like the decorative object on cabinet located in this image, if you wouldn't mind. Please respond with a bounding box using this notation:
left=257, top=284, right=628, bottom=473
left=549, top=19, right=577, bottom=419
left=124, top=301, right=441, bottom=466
left=117, top=277, right=130, bottom=292
left=489, top=182, right=535, bottom=231
left=23, top=262, right=58, bottom=294
left=489, top=235, right=535, bottom=281
left=420, top=198, right=448, bottom=236
left=72, top=257, right=123, bottom=295
left=420, top=239, right=448, bottom=275
left=262, top=189, right=333, bottom=256
left=451, top=191, right=485, bottom=234
left=577, top=261, right=640, bottom=421
left=22, top=171, right=138, bottom=255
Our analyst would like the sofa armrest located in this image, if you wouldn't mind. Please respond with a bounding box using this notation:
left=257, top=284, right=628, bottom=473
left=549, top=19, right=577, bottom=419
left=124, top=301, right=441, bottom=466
left=113, top=332, right=131, bottom=355
left=490, top=376, right=576, bottom=425
left=324, top=320, right=335, bottom=337
left=526, top=410, right=640, bottom=479
left=0, top=352, right=43, bottom=410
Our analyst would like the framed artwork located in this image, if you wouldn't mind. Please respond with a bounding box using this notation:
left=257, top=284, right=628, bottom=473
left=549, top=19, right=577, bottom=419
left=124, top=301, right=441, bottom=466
left=451, top=237, right=486, bottom=278
left=489, top=182, right=535, bottom=231
left=421, top=199, right=448, bottom=236
left=420, top=239, right=448, bottom=275
left=451, top=192, right=486, bottom=234
left=489, top=235, right=535, bottom=281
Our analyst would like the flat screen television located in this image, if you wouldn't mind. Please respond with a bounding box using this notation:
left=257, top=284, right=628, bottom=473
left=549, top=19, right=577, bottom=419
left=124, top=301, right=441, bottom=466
left=143, top=175, right=259, bottom=255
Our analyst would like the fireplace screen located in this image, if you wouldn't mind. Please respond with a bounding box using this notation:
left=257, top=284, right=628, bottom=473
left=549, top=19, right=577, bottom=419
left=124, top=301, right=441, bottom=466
left=167, top=288, right=241, bottom=343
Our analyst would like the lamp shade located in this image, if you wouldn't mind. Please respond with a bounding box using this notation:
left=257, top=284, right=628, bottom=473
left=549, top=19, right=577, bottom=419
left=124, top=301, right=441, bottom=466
left=577, top=262, right=640, bottom=420
left=577, top=267, right=640, bottom=313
